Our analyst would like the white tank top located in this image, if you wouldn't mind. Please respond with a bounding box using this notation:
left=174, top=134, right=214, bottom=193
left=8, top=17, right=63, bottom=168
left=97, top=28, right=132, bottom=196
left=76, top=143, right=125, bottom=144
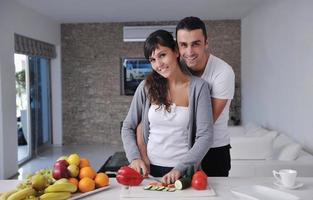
left=147, top=104, right=189, bottom=167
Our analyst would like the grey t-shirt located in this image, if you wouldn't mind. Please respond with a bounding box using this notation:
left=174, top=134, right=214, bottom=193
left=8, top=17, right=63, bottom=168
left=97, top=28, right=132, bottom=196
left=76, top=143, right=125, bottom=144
left=121, top=76, right=214, bottom=173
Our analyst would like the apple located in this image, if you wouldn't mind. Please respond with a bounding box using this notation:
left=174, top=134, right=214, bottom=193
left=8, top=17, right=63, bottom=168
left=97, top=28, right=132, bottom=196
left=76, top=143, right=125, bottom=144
left=54, top=159, right=69, bottom=168
left=53, top=165, right=70, bottom=180
left=67, top=164, right=79, bottom=177
left=53, top=160, right=70, bottom=180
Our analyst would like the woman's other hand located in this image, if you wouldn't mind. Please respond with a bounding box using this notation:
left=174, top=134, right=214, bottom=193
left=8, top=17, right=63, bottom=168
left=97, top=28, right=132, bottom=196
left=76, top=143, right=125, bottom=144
left=129, top=159, right=149, bottom=177
left=162, top=169, right=181, bottom=185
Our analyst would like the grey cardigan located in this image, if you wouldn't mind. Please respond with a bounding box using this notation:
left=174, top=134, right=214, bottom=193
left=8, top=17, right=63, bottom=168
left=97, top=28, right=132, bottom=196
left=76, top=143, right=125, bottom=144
left=121, top=76, right=214, bottom=173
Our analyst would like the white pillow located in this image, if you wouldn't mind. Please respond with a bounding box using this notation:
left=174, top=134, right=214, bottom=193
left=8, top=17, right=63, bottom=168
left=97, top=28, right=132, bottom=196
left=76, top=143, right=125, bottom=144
left=230, top=131, right=277, bottom=160
left=228, top=126, right=245, bottom=137
left=267, top=130, right=278, bottom=138
left=244, top=122, right=259, bottom=130
left=245, top=127, right=266, bottom=137
left=245, top=128, right=278, bottom=138
left=273, top=133, right=294, bottom=150
left=277, top=143, right=302, bottom=161
left=244, top=123, right=262, bottom=136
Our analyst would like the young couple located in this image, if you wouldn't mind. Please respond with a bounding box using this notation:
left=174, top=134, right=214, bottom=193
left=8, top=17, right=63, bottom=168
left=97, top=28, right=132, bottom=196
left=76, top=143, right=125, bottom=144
left=121, top=17, right=235, bottom=184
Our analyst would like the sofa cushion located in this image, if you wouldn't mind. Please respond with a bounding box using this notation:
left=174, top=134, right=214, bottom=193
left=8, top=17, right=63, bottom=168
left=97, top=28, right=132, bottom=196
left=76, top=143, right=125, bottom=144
left=246, top=128, right=278, bottom=138
left=229, top=126, right=245, bottom=137
left=245, top=127, right=266, bottom=137
left=244, top=123, right=263, bottom=136
left=230, top=131, right=277, bottom=160
left=273, top=134, right=294, bottom=149
left=272, top=133, right=295, bottom=159
left=277, top=143, right=302, bottom=161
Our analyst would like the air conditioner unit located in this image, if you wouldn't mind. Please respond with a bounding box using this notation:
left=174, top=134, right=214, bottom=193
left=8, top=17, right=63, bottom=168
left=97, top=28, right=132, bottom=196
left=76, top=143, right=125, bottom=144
left=123, top=25, right=176, bottom=42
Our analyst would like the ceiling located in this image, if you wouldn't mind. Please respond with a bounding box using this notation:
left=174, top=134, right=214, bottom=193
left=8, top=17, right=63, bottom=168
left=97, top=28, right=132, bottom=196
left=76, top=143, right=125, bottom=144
left=15, top=0, right=265, bottom=23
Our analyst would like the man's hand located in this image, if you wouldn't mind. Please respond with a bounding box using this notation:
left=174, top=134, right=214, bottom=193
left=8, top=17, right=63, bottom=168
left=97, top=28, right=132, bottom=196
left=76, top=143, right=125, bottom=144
left=161, top=169, right=181, bottom=185
left=129, top=159, right=149, bottom=177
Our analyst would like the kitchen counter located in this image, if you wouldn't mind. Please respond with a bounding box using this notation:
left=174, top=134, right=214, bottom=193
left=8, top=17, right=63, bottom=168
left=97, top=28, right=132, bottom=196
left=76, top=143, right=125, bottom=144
left=1, top=177, right=312, bottom=199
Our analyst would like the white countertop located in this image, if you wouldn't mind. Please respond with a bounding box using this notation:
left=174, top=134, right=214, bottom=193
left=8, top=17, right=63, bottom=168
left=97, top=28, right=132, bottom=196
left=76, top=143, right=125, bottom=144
left=1, top=177, right=312, bottom=199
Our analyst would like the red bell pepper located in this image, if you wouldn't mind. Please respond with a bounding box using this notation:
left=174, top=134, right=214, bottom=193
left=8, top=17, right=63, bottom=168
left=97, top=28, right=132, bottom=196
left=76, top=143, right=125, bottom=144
left=191, top=170, right=208, bottom=190
left=116, top=166, right=143, bottom=186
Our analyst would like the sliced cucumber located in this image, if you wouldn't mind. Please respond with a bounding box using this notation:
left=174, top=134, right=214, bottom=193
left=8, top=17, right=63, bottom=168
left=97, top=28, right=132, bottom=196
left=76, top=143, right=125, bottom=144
left=150, top=186, right=159, bottom=190
left=143, top=185, right=153, bottom=190
left=156, top=186, right=165, bottom=191
left=174, top=177, right=191, bottom=190
left=174, top=180, right=183, bottom=190
left=143, top=184, right=177, bottom=192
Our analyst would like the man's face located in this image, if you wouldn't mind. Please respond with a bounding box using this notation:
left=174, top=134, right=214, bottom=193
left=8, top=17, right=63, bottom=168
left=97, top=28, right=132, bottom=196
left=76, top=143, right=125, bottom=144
left=176, top=29, right=208, bottom=73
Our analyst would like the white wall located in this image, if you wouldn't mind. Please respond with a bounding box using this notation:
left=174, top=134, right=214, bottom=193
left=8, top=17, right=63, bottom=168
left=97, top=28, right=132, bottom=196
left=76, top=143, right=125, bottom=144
left=51, top=46, right=62, bottom=146
left=242, top=0, right=313, bottom=153
left=0, top=0, right=61, bottom=179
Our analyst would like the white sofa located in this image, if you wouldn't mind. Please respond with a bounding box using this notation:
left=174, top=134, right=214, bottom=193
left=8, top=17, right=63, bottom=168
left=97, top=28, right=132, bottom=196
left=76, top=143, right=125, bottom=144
left=229, top=125, right=313, bottom=177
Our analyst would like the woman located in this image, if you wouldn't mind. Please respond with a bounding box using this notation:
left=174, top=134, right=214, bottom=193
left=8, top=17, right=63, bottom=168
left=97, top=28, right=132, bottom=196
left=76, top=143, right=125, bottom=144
left=121, top=30, right=213, bottom=184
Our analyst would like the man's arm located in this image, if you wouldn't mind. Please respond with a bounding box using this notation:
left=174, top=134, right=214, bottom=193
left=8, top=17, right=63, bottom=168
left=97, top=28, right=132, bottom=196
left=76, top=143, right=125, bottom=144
left=209, top=61, right=235, bottom=123
left=211, top=97, right=228, bottom=123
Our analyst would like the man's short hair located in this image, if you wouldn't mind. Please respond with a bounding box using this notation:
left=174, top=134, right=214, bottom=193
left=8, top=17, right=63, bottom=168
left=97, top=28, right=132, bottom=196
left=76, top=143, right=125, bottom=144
left=176, top=16, right=207, bottom=41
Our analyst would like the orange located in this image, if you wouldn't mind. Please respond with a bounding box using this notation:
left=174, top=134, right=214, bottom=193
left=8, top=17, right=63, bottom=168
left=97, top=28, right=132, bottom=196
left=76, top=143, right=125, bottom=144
left=79, top=158, right=90, bottom=168
left=79, top=166, right=96, bottom=179
left=68, top=177, right=79, bottom=188
left=94, top=172, right=109, bottom=188
left=78, top=177, right=95, bottom=193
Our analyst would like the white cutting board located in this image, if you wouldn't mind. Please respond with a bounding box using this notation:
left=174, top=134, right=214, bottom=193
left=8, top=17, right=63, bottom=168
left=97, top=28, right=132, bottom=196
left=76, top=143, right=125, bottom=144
left=120, top=185, right=216, bottom=198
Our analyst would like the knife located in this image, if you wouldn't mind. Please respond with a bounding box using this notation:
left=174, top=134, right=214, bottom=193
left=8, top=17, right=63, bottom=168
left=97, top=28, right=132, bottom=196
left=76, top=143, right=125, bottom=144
left=147, top=174, right=163, bottom=183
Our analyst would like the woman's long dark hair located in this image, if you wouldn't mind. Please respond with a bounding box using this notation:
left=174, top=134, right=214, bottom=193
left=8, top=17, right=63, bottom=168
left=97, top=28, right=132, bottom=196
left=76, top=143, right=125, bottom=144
left=143, top=30, right=181, bottom=112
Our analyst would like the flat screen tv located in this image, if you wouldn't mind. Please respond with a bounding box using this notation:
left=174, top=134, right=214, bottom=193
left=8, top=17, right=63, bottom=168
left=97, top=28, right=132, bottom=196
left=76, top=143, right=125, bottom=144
left=121, top=58, right=152, bottom=95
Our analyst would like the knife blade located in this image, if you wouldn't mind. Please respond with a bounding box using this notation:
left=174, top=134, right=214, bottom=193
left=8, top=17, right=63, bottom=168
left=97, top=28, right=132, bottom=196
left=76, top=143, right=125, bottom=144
left=147, top=174, right=163, bottom=183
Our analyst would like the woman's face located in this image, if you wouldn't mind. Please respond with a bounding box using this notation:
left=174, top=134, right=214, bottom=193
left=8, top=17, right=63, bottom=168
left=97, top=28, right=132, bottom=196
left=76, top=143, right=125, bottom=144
left=149, top=45, right=179, bottom=78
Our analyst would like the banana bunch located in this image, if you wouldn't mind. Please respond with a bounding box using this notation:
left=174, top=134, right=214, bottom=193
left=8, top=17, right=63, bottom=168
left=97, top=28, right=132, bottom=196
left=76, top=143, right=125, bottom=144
left=38, top=182, right=76, bottom=200
left=39, top=192, right=71, bottom=200
left=24, top=196, right=39, bottom=200
left=44, top=182, right=77, bottom=193
left=0, top=189, right=17, bottom=200
left=0, top=170, right=77, bottom=200
left=0, top=187, right=36, bottom=200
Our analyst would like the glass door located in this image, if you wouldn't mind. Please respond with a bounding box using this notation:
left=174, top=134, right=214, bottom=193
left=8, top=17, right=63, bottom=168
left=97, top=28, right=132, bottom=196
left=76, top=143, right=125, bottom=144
left=29, top=56, right=52, bottom=154
left=15, top=54, right=31, bottom=164
left=15, top=54, right=52, bottom=164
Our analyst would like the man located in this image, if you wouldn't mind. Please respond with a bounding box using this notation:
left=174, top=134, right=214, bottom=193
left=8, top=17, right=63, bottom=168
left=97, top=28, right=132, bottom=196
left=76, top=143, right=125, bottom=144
left=176, top=16, right=235, bottom=176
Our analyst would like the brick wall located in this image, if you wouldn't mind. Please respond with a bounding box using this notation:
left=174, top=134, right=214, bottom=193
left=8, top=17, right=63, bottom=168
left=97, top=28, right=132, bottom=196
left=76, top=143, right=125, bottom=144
left=61, top=20, right=241, bottom=145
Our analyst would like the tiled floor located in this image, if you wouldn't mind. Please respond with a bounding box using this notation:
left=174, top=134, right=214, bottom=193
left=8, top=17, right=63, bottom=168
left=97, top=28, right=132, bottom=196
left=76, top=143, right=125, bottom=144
left=17, top=144, right=123, bottom=180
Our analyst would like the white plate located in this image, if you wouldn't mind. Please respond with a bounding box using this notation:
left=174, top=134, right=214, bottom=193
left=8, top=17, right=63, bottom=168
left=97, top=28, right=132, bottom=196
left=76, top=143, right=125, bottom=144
left=274, top=181, right=304, bottom=190
left=231, top=185, right=299, bottom=200
left=69, top=185, right=110, bottom=200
